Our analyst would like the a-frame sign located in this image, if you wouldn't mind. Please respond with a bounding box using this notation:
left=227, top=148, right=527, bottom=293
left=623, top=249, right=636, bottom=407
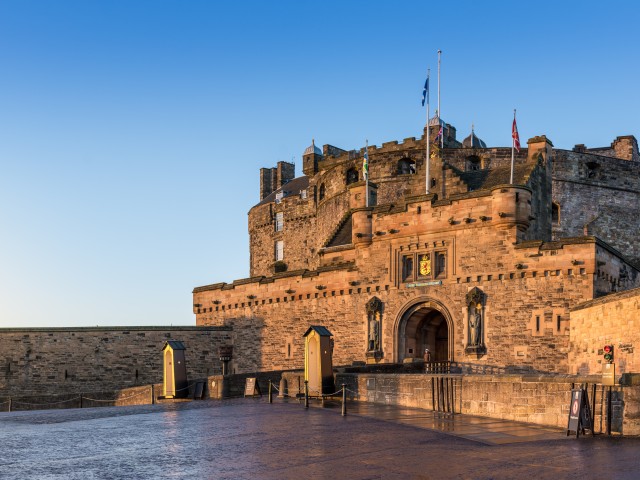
left=567, top=388, right=595, bottom=438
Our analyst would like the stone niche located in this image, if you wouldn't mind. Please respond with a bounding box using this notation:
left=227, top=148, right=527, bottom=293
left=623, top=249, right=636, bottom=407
left=465, top=287, right=487, bottom=357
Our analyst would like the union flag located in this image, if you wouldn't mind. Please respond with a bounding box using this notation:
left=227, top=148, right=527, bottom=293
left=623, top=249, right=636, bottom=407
left=512, top=116, right=521, bottom=152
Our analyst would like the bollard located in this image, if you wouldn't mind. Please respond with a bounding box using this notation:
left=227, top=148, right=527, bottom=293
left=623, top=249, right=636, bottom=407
left=268, top=381, right=273, bottom=404
left=304, top=380, right=309, bottom=409
left=80, top=394, right=83, bottom=409
left=341, top=384, right=347, bottom=416
left=278, top=377, right=287, bottom=398
left=151, top=385, right=155, bottom=405
left=8, top=398, right=11, bottom=413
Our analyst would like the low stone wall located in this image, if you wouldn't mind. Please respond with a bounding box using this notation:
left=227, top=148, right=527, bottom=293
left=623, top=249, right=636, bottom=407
left=0, top=376, right=226, bottom=412
left=335, top=372, right=640, bottom=435
left=0, top=326, right=232, bottom=397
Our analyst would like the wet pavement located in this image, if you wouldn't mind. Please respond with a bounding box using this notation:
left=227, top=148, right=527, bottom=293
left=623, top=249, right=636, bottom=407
left=320, top=400, right=566, bottom=445
left=1, top=397, right=639, bottom=479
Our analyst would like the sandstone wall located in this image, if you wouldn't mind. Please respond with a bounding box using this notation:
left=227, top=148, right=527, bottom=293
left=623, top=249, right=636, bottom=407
left=0, top=326, right=231, bottom=397
left=569, top=287, right=640, bottom=376
left=195, top=234, right=610, bottom=375
left=336, top=372, right=640, bottom=434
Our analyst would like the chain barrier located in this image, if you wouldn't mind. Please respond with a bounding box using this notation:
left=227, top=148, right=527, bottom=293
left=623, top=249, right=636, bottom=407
left=83, top=388, right=150, bottom=403
left=174, top=381, right=196, bottom=393
left=11, top=397, right=79, bottom=407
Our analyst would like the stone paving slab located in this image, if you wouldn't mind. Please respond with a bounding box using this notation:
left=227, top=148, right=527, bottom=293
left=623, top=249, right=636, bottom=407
left=2, top=398, right=639, bottom=479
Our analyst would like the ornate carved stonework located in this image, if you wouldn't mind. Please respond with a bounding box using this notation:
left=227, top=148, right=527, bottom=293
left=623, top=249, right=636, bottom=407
left=465, top=287, right=487, bottom=356
left=366, top=296, right=383, bottom=358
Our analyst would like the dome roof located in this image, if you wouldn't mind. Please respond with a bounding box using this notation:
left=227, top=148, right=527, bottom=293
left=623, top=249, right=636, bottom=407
left=462, top=129, right=487, bottom=148
left=303, top=139, right=322, bottom=156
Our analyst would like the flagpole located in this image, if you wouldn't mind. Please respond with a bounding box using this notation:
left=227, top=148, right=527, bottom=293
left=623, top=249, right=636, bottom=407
left=437, top=49, right=442, bottom=149
left=365, top=139, right=369, bottom=207
left=426, top=68, right=430, bottom=195
left=510, top=109, right=515, bottom=184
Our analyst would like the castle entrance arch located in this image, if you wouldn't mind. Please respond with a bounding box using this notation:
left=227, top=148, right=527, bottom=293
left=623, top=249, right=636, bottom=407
left=395, top=299, right=453, bottom=363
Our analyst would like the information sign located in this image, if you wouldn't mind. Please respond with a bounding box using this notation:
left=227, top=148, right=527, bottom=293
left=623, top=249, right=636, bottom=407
left=567, top=388, right=594, bottom=438
left=244, top=377, right=261, bottom=397
left=602, top=363, right=616, bottom=386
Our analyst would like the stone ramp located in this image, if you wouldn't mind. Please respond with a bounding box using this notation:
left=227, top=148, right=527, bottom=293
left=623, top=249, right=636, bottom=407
left=300, top=399, right=567, bottom=445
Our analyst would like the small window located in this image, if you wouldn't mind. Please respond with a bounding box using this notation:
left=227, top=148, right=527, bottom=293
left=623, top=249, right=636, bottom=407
left=434, top=252, right=446, bottom=278
left=536, top=316, right=540, bottom=332
left=319, top=183, right=326, bottom=201
left=275, top=212, right=284, bottom=232
left=402, top=255, right=414, bottom=282
left=552, top=202, right=560, bottom=225
left=466, top=156, right=481, bottom=171
left=300, top=189, right=307, bottom=200
left=397, top=158, right=416, bottom=175
left=346, top=168, right=359, bottom=185
left=275, top=240, right=284, bottom=261
left=275, top=191, right=284, bottom=204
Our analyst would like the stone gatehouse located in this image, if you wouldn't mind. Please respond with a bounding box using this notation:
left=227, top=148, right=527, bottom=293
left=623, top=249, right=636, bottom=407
left=194, top=120, right=640, bottom=376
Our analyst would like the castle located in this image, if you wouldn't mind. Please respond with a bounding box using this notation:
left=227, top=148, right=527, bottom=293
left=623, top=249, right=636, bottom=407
left=193, top=118, right=640, bottom=376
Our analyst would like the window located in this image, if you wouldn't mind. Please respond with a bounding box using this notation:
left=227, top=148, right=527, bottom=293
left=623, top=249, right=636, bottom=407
left=275, top=191, right=284, bottom=204
left=402, top=255, right=414, bottom=282
left=319, top=183, right=326, bottom=201
left=346, top=168, right=359, bottom=185
left=397, top=158, right=416, bottom=175
left=435, top=252, right=446, bottom=278
left=466, top=156, right=481, bottom=171
left=275, top=212, right=283, bottom=232
left=275, top=240, right=284, bottom=261
left=300, top=189, right=307, bottom=200
left=552, top=202, right=560, bottom=225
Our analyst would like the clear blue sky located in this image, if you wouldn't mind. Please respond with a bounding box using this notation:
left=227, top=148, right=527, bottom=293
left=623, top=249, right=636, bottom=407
left=0, top=1, right=638, bottom=327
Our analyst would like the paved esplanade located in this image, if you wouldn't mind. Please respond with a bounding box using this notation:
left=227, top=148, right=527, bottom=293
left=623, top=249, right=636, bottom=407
left=1, top=398, right=639, bottom=479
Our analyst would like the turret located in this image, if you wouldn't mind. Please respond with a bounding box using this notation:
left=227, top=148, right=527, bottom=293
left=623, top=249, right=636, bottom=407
left=302, top=139, right=322, bottom=176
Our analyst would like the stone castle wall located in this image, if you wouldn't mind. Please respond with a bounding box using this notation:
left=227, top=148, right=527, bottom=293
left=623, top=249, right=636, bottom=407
left=569, top=287, right=640, bottom=376
left=0, top=326, right=231, bottom=397
left=552, top=149, right=640, bottom=266
left=196, top=222, right=640, bottom=375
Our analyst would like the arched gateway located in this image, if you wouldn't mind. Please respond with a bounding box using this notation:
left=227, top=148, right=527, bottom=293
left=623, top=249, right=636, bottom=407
left=395, top=298, right=454, bottom=363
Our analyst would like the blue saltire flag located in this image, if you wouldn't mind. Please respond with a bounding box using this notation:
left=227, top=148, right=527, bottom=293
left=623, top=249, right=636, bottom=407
left=422, top=77, right=429, bottom=107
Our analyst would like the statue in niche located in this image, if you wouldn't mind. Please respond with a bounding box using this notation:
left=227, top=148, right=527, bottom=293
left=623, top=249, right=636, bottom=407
left=366, top=297, right=383, bottom=352
left=465, top=287, right=486, bottom=355
left=468, top=305, right=482, bottom=346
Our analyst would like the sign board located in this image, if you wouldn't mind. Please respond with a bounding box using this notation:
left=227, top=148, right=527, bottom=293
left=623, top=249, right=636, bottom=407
left=406, top=280, right=442, bottom=288
left=602, top=363, right=616, bottom=386
left=567, top=388, right=593, bottom=438
left=244, top=377, right=261, bottom=397
left=193, top=381, right=204, bottom=400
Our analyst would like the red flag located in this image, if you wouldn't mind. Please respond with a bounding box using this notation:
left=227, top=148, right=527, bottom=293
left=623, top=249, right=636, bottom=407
left=512, top=117, right=521, bottom=152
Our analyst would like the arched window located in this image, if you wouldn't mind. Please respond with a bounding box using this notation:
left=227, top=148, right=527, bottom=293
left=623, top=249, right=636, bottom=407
left=346, top=168, right=359, bottom=185
left=397, top=158, right=416, bottom=175
left=552, top=202, right=560, bottom=225
left=466, top=156, right=481, bottom=171
left=319, top=183, right=326, bottom=201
